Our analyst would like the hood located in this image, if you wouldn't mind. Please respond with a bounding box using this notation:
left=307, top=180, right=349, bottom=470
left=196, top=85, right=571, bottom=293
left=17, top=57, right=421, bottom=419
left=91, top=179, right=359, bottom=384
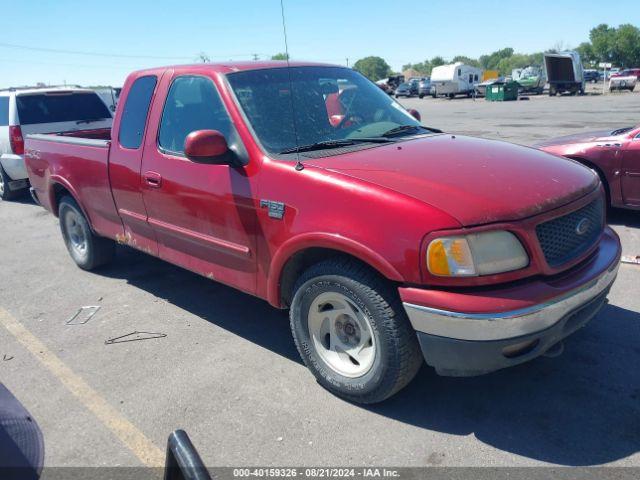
left=308, top=135, right=598, bottom=226
left=534, top=129, right=625, bottom=148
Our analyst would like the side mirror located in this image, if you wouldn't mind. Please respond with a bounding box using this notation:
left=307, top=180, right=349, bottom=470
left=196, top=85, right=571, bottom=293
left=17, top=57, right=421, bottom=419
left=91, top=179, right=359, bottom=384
left=184, top=130, right=229, bottom=164
left=407, top=109, right=421, bottom=122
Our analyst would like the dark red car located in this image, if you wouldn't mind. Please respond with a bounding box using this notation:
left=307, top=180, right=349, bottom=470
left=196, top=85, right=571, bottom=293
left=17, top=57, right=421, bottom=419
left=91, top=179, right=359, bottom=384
left=537, top=125, right=640, bottom=210
left=24, top=62, right=621, bottom=403
left=611, top=68, right=640, bottom=79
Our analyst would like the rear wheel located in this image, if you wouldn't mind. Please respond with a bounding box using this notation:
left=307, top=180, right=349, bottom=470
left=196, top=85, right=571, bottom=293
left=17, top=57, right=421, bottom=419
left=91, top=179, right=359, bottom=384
left=0, top=166, right=22, bottom=201
left=290, top=259, right=423, bottom=404
left=59, top=196, right=115, bottom=270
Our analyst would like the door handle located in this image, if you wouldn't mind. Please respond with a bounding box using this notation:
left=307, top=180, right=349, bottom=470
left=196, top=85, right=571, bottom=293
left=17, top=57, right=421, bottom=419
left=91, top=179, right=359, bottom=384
left=144, top=171, right=162, bottom=188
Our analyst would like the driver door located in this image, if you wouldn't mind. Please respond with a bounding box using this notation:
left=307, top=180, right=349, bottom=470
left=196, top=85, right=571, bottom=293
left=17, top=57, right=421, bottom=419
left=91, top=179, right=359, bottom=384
left=140, top=73, right=258, bottom=293
left=621, top=134, right=640, bottom=206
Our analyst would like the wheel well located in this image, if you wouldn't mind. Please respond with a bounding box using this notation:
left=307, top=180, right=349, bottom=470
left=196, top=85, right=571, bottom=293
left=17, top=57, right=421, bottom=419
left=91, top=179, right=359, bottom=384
left=278, top=247, right=388, bottom=308
left=52, top=183, right=73, bottom=216
left=568, top=157, right=611, bottom=204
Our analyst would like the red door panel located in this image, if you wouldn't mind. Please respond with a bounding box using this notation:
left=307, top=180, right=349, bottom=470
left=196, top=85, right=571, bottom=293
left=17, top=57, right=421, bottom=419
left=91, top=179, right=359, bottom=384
left=139, top=72, right=258, bottom=293
left=108, top=72, right=164, bottom=254
left=621, top=137, right=640, bottom=206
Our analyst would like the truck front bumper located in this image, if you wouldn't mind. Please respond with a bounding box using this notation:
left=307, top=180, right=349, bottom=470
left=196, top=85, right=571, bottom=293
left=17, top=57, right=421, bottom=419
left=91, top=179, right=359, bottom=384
left=400, top=227, right=621, bottom=376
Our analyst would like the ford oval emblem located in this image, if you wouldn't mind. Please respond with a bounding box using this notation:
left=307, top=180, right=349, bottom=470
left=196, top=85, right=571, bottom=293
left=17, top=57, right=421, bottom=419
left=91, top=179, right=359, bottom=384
left=576, top=218, right=591, bottom=236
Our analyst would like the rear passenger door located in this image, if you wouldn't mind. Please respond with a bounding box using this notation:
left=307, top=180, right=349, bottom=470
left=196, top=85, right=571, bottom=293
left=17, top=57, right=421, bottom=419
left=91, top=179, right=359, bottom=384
left=109, top=73, right=161, bottom=254
left=140, top=73, right=257, bottom=293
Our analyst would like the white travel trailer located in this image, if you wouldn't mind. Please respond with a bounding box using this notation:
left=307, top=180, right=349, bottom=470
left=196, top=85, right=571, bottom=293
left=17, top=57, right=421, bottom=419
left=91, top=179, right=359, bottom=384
left=430, top=62, right=483, bottom=98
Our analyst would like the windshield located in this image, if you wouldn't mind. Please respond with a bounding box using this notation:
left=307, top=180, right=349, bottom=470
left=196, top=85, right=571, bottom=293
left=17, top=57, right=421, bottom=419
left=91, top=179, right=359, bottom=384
left=16, top=92, right=111, bottom=125
left=226, top=66, right=420, bottom=155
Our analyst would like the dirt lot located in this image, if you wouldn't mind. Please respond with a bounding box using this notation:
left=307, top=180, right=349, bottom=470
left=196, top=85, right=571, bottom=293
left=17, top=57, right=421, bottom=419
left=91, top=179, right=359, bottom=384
left=1, top=89, right=639, bottom=473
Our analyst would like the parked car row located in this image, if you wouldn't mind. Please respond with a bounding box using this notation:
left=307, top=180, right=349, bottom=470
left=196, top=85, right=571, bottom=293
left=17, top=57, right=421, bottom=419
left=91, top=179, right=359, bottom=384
left=1, top=61, right=634, bottom=405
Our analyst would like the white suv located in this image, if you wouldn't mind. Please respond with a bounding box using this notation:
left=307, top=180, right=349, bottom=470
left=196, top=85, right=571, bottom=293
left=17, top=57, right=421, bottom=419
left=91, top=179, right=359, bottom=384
left=0, top=86, right=113, bottom=200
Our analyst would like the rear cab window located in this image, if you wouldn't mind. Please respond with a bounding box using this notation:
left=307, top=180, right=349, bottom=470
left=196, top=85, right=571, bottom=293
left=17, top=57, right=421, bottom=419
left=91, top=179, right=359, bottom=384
left=15, top=91, right=111, bottom=125
left=118, top=76, right=158, bottom=149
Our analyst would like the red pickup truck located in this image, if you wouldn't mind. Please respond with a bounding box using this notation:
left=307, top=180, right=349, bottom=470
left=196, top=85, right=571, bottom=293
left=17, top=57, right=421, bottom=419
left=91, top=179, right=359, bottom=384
left=25, top=62, right=621, bottom=403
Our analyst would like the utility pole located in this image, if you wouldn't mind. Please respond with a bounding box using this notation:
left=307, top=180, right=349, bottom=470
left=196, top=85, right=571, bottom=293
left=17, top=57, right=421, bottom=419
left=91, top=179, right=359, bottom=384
left=252, top=53, right=259, bottom=61
left=346, top=58, right=349, bottom=67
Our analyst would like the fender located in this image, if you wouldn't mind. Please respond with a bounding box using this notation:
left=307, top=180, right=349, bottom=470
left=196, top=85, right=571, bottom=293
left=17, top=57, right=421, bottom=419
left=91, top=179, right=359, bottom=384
left=47, top=175, right=94, bottom=228
left=266, top=232, right=405, bottom=307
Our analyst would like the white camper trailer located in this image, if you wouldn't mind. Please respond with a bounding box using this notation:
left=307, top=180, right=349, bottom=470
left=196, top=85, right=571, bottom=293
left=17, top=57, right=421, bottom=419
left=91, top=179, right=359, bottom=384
left=430, top=62, right=483, bottom=98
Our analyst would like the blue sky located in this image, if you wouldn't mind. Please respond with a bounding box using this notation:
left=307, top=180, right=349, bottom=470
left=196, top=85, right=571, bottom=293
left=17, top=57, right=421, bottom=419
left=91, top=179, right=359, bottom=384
left=1, top=0, right=638, bottom=88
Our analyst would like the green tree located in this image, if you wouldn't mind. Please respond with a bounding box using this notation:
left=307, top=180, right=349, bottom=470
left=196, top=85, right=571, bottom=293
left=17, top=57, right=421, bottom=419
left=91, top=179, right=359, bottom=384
left=271, top=53, right=289, bottom=61
left=430, top=56, right=446, bottom=68
left=590, top=24, right=616, bottom=63
left=575, top=42, right=596, bottom=67
left=614, top=24, right=640, bottom=67
left=479, top=48, right=514, bottom=70
left=353, top=56, right=392, bottom=81
left=452, top=55, right=480, bottom=67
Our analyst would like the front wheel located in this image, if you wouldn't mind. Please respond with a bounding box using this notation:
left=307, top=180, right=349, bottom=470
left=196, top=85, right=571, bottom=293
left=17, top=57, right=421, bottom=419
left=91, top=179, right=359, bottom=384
left=59, top=196, right=115, bottom=270
left=290, top=259, right=423, bottom=404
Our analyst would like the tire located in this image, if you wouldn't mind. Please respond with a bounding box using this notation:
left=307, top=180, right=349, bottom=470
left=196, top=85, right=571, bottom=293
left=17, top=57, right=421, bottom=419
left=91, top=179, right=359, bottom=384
left=395, top=94, right=399, bottom=98
left=418, top=94, right=424, bottom=99
left=290, top=259, right=423, bottom=404
left=58, top=196, right=115, bottom=270
left=0, top=166, right=22, bottom=201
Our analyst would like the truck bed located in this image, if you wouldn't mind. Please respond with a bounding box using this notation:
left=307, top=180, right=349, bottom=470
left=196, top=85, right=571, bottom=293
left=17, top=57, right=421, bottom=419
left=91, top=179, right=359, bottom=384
left=24, top=128, right=123, bottom=239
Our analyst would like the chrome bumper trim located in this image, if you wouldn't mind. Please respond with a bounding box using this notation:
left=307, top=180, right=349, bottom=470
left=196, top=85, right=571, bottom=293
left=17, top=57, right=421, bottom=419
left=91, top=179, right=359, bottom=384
left=403, top=262, right=619, bottom=341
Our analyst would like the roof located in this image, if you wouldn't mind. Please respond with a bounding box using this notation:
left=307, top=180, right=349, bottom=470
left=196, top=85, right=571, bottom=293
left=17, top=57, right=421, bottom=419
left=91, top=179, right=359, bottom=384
left=132, top=60, right=342, bottom=77
left=0, top=85, right=95, bottom=96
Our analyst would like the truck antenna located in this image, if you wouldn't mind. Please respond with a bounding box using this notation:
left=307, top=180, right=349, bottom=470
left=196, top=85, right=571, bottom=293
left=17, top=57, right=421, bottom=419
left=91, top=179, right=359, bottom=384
left=279, top=0, right=303, bottom=171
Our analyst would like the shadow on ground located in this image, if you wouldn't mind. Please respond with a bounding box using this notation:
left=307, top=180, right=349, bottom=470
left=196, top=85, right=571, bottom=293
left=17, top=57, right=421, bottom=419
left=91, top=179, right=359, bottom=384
left=608, top=208, right=640, bottom=228
left=101, top=245, right=640, bottom=466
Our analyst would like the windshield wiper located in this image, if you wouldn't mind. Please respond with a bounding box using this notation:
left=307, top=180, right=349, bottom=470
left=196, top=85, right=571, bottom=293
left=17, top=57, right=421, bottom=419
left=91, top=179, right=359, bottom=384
left=611, top=126, right=633, bottom=136
left=278, top=137, right=392, bottom=155
left=76, top=118, right=109, bottom=125
left=381, top=125, right=442, bottom=138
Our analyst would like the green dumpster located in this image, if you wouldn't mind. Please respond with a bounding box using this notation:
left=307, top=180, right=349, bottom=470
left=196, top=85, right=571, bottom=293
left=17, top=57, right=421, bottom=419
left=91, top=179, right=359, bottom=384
left=485, top=81, right=519, bottom=101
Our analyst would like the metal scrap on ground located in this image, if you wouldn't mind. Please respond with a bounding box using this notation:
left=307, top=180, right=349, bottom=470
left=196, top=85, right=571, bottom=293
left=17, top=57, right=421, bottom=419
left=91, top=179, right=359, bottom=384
left=104, top=331, right=167, bottom=345
left=621, top=256, right=640, bottom=265
left=66, top=306, right=101, bottom=325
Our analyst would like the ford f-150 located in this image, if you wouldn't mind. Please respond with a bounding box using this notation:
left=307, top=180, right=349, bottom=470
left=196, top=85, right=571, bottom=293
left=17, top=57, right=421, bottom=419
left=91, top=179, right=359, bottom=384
left=25, top=62, right=621, bottom=403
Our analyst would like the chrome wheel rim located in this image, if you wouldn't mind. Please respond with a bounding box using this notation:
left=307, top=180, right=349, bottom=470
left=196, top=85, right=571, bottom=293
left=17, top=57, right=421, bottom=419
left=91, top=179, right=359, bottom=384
left=64, top=210, right=88, bottom=258
left=0, top=173, right=5, bottom=197
left=308, top=291, right=376, bottom=378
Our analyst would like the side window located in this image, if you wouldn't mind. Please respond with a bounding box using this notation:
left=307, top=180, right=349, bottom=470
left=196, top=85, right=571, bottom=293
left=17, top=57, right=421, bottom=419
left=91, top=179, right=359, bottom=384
left=119, top=75, right=157, bottom=149
left=158, top=76, right=231, bottom=155
left=0, top=97, right=9, bottom=126
left=458, top=69, right=462, bottom=77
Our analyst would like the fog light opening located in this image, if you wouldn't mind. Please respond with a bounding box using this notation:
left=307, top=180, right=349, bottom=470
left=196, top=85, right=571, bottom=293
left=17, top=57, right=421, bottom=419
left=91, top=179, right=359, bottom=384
left=502, top=339, right=540, bottom=359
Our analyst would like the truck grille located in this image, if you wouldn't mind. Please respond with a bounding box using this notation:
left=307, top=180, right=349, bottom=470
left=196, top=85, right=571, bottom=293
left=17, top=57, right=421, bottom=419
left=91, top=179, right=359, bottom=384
left=535, top=198, right=604, bottom=267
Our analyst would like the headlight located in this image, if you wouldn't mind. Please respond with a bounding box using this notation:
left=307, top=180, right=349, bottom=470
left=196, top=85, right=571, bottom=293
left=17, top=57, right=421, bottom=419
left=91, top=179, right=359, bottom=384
left=427, top=231, right=528, bottom=277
